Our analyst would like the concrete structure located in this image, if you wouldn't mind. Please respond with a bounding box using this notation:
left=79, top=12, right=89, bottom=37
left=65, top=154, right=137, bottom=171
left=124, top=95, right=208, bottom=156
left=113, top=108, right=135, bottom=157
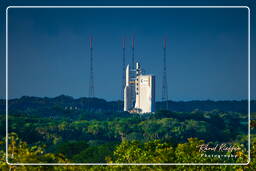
left=124, top=62, right=155, bottom=113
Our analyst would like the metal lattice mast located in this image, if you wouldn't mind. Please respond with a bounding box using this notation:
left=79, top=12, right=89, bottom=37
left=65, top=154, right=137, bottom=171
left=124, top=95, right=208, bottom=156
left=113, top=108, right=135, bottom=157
left=131, top=36, right=135, bottom=106
left=162, top=39, right=168, bottom=109
left=121, top=38, right=126, bottom=100
left=89, top=36, right=94, bottom=97
left=132, top=36, right=135, bottom=70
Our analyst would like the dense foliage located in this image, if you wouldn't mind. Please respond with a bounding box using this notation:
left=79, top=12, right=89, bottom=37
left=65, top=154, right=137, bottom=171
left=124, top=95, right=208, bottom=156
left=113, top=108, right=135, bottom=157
left=1, top=134, right=256, bottom=170
left=1, top=110, right=249, bottom=146
left=0, top=96, right=255, bottom=170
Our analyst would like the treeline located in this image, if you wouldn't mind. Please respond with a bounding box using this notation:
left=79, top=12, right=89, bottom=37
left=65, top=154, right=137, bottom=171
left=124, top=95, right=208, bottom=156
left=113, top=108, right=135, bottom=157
left=0, top=110, right=250, bottom=163
left=0, top=109, right=255, bottom=170
left=0, top=95, right=254, bottom=115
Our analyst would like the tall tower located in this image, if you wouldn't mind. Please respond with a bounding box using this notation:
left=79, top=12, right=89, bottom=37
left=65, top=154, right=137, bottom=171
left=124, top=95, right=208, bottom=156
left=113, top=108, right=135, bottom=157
left=131, top=36, right=135, bottom=70
left=131, top=36, right=136, bottom=106
left=162, top=39, right=168, bottom=110
left=89, top=36, right=94, bottom=97
left=121, top=39, right=126, bottom=100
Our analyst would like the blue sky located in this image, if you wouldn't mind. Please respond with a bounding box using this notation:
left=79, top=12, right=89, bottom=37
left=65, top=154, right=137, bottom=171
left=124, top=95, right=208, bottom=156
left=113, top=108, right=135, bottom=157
left=0, top=0, right=255, bottom=101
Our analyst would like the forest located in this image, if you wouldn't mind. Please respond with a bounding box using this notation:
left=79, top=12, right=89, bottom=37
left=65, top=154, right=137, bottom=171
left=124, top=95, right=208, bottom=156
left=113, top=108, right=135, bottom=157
left=0, top=96, right=255, bottom=170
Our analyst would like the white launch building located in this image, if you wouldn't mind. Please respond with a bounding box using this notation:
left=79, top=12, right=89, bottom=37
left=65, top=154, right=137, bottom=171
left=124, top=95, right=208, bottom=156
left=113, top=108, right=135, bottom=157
left=124, top=62, right=155, bottom=113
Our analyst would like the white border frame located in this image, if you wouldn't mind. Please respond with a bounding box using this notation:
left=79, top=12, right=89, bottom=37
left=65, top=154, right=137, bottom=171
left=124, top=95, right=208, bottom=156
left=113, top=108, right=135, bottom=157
left=5, top=6, right=250, bottom=166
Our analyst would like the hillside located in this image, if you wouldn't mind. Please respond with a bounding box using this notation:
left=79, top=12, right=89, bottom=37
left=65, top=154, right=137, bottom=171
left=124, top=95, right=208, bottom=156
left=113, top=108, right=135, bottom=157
left=0, top=95, right=254, bottom=116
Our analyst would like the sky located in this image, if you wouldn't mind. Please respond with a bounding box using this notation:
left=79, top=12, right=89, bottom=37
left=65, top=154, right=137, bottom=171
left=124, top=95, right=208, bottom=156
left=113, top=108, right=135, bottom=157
left=0, top=0, right=255, bottom=101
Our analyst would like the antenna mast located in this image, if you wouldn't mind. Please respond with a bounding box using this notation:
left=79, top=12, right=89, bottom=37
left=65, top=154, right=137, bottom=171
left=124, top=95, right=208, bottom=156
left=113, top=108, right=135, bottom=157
left=89, top=36, right=94, bottom=97
left=121, top=38, right=126, bottom=100
left=132, top=36, right=135, bottom=70
left=162, top=39, right=168, bottom=110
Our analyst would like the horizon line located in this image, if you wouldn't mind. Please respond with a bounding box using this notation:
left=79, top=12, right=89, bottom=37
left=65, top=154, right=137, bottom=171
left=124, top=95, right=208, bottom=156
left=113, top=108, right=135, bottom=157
left=1, top=95, right=254, bottom=102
